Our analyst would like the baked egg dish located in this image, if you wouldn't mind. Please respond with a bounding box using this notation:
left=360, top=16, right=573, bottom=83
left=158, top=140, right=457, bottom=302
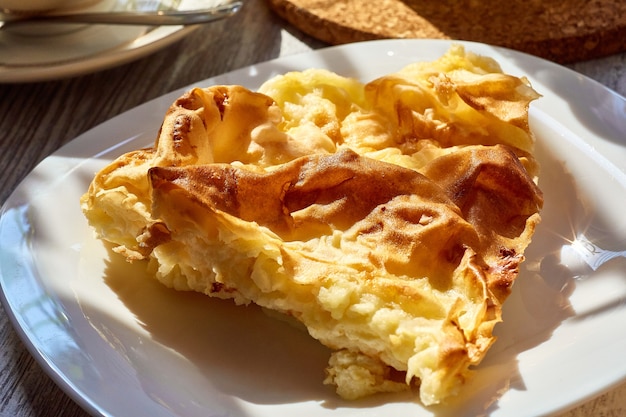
left=81, top=45, right=543, bottom=406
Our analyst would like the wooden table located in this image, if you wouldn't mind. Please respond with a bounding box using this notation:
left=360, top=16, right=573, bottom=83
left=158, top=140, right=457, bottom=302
left=0, top=0, right=625, bottom=415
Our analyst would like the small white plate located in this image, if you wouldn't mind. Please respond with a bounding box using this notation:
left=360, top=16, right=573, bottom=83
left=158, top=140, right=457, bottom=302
left=1, top=39, right=626, bottom=417
left=0, top=0, right=215, bottom=83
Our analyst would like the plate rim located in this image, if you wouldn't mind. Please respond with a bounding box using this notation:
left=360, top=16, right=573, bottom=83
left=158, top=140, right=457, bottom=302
left=0, top=24, right=196, bottom=83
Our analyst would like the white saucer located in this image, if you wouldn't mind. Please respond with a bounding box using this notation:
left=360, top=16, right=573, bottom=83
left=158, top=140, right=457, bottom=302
left=0, top=0, right=203, bottom=83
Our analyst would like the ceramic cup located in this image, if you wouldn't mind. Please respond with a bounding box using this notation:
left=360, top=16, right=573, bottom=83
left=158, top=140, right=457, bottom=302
left=0, top=0, right=115, bottom=36
left=0, top=0, right=102, bottom=12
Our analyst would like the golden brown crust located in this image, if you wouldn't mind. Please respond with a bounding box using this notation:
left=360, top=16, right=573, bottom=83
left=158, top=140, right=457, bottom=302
left=81, top=45, right=543, bottom=405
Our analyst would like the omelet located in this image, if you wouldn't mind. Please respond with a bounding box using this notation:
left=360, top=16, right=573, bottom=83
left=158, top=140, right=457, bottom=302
left=81, top=45, right=543, bottom=406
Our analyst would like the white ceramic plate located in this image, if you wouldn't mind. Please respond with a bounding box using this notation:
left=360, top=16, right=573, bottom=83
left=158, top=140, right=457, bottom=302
left=1, top=39, right=626, bottom=417
left=0, top=0, right=218, bottom=83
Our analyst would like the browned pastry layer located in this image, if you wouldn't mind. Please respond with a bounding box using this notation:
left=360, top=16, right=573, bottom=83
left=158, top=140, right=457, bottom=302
left=81, top=45, right=543, bottom=405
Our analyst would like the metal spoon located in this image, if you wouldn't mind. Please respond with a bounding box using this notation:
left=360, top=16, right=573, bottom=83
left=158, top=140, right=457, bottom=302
left=0, top=1, right=242, bottom=30
left=560, top=233, right=626, bottom=273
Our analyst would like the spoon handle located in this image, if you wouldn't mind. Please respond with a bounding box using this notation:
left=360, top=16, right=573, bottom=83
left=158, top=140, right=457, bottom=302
left=1, top=1, right=242, bottom=28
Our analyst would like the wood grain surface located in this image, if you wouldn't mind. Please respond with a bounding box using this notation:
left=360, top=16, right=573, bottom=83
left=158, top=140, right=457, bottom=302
left=0, top=0, right=625, bottom=415
left=267, top=0, right=626, bottom=63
